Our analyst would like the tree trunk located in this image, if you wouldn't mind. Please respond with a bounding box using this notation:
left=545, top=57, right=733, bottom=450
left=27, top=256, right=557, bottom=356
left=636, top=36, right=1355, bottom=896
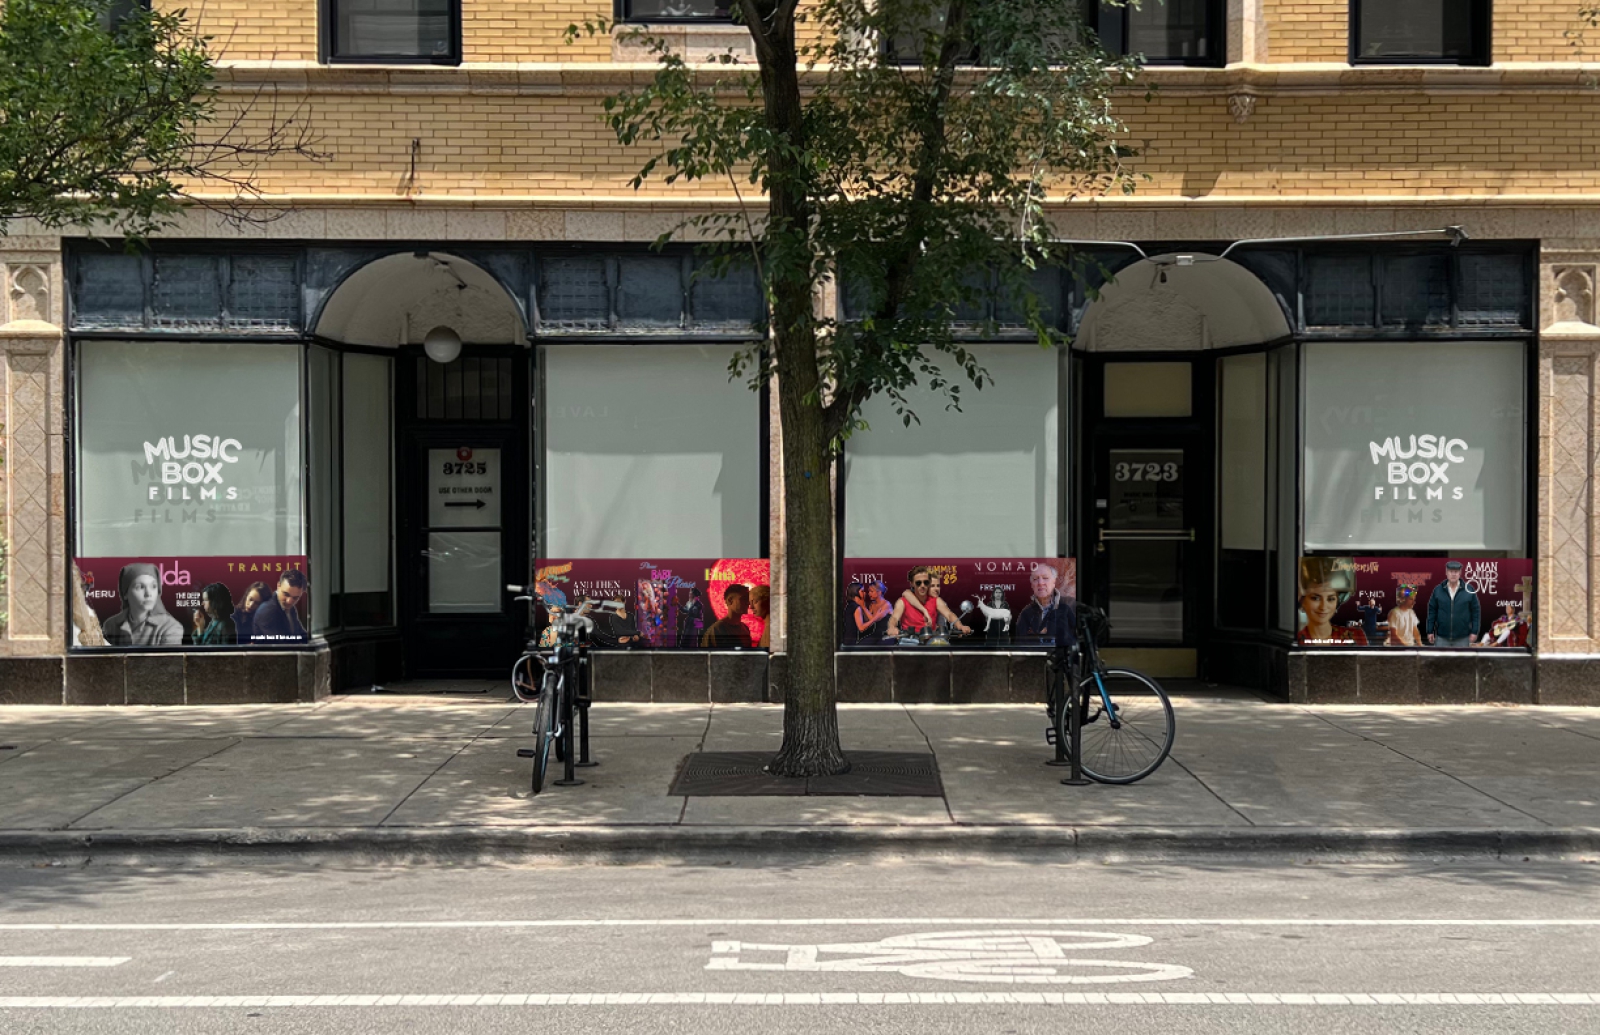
left=766, top=348, right=848, bottom=777
left=747, top=3, right=849, bottom=778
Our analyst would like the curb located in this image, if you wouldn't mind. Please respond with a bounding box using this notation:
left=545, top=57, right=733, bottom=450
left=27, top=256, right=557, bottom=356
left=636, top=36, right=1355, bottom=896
left=2, top=826, right=1597, bottom=866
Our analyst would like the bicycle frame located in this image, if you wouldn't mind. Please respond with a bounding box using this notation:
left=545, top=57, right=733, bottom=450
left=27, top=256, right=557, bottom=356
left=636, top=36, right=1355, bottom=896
left=509, top=594, right=597, bottom=789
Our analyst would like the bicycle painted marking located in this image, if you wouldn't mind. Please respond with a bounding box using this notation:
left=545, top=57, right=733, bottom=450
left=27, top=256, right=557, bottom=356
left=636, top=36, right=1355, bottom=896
left=705, top=930, right=1192, bottom=985
left=5, top=918, right=1600, bottom=931
left=0, top=957, right=131, bottom=967
left=3, top=992, right=1594, bottom=1008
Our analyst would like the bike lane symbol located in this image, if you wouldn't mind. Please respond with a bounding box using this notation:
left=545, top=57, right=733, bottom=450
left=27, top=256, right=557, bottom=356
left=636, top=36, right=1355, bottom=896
left=706, top=930, right=1193, bottom=985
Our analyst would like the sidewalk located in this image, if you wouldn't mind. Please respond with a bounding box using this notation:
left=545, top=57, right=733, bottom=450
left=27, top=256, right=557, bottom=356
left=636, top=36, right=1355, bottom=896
left=1, top=692, right=1597, bottom=863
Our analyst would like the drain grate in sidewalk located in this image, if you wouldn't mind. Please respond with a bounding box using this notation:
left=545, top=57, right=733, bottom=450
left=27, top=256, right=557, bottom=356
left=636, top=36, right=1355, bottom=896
left=669, top=751, right=943, bottom=797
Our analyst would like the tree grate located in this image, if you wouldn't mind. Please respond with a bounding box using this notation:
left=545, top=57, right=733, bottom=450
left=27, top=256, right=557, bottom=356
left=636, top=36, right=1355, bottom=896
left=668, top=750, right=944, bottom=797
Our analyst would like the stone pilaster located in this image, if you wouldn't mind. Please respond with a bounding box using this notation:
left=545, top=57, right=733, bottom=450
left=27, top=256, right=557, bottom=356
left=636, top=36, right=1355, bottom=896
left=1228, top=0, right=1268, bottom=65
left=1538, top=253, right=1600, bottom=656
left=0, top=236, right=67, bottom=658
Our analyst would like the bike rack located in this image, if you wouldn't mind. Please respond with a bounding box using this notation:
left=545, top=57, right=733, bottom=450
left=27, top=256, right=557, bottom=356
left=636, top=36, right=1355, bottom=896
left=575, top=642, right=598, bottom=769
left=1060, top=680, right=1090, bottom=787
left=554, top=638, right=590, bottom=787
left=1045, top=651, right=1091, bottom=786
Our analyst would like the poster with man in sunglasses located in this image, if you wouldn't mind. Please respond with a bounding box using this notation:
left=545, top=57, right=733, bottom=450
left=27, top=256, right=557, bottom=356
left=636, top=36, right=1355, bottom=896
left=885, top=565, right=973, bottom=640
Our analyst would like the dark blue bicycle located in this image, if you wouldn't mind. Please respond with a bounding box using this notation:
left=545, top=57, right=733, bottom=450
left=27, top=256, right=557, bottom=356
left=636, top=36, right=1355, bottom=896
left=1046, top=604, right=1176, bottom=784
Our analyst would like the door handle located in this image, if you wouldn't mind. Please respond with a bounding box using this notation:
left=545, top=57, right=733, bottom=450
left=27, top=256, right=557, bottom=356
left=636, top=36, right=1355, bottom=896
left=1099, top=529, right=1196, bottom=542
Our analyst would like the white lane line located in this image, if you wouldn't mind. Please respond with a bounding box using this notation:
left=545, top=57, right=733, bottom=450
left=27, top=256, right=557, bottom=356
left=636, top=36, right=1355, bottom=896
left=2, top=918, right=1600, bottom=932
left=0, top=957, right=130, bottom=968
left=0, top=991, right=1595, bottom=1008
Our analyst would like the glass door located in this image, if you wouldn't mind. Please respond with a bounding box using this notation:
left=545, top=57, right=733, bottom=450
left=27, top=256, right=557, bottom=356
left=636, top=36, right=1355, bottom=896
left=1083, top=357, right=1213, bottom=675
left=396, top=349, right=528, bottom=679
left=1102, top=447, right=1190, bottom=642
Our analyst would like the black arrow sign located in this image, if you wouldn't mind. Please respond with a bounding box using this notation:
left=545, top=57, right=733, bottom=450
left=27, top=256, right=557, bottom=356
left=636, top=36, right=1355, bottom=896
left=445, top=499, right=488, bottom=509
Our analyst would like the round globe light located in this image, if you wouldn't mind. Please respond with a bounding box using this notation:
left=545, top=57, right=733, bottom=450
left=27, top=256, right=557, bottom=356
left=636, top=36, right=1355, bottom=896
left=423, top=325, right=462, bottom=364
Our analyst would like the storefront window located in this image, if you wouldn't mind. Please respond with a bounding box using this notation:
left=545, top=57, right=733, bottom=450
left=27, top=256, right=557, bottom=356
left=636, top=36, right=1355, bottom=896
left=1271, top=347, right=1298, bottom=633
left=1218, top=353, right=1267, bottom=629
left=77, top=341, right=303, bottom=556
left=342, top=354, right=394, bottom=626
left=845, top=343, right=1061, bottom=556
left=74, top=341, right=307, bottom=648
left=1302, top=341, right=1526, bottom=552
left=543, top=343, right=761, bottom=557
left=309, top=348, right=342, bottom=634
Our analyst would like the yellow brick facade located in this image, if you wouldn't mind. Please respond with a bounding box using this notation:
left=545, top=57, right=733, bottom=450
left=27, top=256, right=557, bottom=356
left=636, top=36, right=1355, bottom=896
left=177, top=0, right=1600, bottom=67
left=198, top=72, right=1600, bottom=203
left=1499, top=0, right=1593, bottom=61
left=1261, top=0, right=1347, bottom=62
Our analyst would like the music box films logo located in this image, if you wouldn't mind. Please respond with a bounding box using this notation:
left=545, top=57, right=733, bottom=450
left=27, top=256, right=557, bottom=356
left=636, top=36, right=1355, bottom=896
left=142, top=434, right=245, bottom=501
left=1369, top=435, right=1471, bottom=503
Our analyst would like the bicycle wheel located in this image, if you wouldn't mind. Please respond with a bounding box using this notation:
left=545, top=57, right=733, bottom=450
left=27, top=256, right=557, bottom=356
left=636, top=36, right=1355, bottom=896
left=1056, top=667, right=1175, bottom=785
left=529, top=667, right=559, bottom=795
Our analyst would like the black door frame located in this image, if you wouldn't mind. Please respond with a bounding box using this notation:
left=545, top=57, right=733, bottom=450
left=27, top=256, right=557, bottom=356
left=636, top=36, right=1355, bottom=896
left=1077, top=354, right=1216, bottom=653
left=395, top=345, right=530, bottom=678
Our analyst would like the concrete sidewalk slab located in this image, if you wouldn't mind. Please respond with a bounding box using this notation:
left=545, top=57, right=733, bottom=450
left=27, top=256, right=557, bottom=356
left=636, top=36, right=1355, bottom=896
left=0, top=706, right=311, bottom=741
left=1, top=698, right=1597, bottom=861
left=67, top=738, right=463, bottom=830
left=1165, top=706, right=1545, bottom=829
left=679, top=794, right=953, bottom=826
left=385, top=735, right=697, bottom=827
left=909, top=704, right=1252, bottom=828
left=1307, top=709, right=1600, bottom=827
left=262, top=702, right=519, bottom=740
left=0, top=738, right=238, bottom=829
left=490, top=703, right=710, bottom=739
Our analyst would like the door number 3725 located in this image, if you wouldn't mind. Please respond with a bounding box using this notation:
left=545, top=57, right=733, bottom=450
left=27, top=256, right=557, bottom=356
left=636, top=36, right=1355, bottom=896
left=1115, top=462, right=1179, bottom=482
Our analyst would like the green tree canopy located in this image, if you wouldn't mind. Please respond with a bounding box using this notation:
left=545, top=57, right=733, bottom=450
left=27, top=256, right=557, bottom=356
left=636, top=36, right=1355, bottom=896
left=582, top=0, right=1145, bottom=774
left=593, top=0, right=1139, bottom=435
left=583, top=0, right=1143, bottom=775
left=0, top=0, right=318, bottom=238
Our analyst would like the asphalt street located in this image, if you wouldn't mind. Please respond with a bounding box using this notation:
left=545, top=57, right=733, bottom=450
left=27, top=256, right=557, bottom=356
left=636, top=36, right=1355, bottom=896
left=1, top=856, right=1597, bottom=1033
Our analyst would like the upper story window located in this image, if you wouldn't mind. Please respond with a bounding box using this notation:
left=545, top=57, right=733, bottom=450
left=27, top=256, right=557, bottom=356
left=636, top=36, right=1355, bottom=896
left=616, top=0, right=734, bottom=22
left=99, top=0, right=147, bottom=32
left=1088, top=0, right=1223, bottom=66
left=1351, top=0, right=1490, bottom=64
left=324, top=0, right=460, bottom=64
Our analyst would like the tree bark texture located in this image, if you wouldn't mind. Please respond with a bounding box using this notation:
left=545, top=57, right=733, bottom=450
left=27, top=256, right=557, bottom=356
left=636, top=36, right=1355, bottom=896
left=743, top=0, right=849, bottom=778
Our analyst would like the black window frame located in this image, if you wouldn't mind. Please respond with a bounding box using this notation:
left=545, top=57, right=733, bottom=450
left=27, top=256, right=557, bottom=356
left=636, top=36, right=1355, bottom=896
left=1086, top=0, right=1226, bottom=68
left=320, top=0, right=463, bottom=66
left=1349, top=0, right=1491, bottom=66
left=100, top=0, right=150, bottom=33
left=613, top=0, right=736, bottom=25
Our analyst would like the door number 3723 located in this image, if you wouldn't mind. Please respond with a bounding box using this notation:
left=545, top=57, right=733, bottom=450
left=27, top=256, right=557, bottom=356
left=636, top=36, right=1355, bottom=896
left=1115, top=462, right=1179, bottom=483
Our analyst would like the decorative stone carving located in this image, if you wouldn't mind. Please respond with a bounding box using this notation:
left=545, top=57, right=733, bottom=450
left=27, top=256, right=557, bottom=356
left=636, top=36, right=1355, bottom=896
left=1228, top=93, right=1257, bottom=124
left=3, top=351, right=54, bottom=640
left=5, top=264, right=49, bottom=326
left=1547, top=354, right=1593, bottom=643
left=1553, top=266, right=1597, bottom=328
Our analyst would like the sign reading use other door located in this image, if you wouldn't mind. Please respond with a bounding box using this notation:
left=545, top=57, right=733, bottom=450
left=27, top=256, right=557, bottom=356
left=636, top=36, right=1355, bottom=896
left=426, top=447, right=503, bottom=614
left=428, top=447, right=501, bottom=527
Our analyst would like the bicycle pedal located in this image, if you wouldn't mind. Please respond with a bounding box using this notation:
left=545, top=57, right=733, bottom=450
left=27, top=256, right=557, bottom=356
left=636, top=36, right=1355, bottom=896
left=516, top=748, right=537, bottom=758
left=1044, top=727, right=1058, bottom=745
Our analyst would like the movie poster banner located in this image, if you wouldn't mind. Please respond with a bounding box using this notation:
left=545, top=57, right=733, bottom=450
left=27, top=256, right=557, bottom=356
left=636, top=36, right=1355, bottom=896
left=534, top=559, right=770, bottom=649
left=1296, top=556, right=1532, bottom=648
left=73, top=557, right=310, bottom=648
left=841, top=558, right=1077, bottom=649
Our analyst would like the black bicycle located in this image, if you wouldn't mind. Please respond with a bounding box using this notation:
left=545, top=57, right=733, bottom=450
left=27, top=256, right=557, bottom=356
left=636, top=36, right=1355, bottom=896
left=507, top=587, right=613, bottom=794
left=1045, top=604, right=1176, bottom=784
